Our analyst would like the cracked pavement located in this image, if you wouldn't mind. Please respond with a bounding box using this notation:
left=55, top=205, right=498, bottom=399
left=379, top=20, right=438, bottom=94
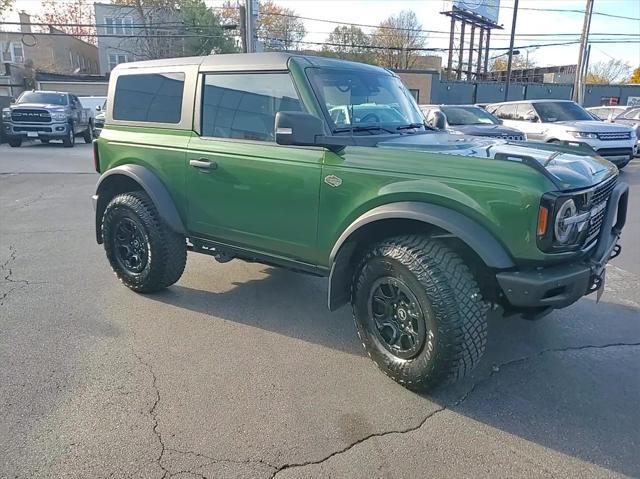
left=1, top=144, right=639, bottom=478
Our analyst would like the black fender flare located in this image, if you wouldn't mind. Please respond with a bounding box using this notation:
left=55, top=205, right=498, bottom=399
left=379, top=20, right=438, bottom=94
left=327, top=202, right=515, bottom=310
left=93, top=164, right=186, bottom=243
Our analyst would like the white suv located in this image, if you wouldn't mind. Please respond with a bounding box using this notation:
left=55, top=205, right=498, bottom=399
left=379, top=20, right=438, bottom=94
left=487, top=99, right=635, bottom=168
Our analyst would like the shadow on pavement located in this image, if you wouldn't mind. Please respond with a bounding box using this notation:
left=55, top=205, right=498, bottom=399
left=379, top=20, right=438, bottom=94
left=150, top=266, right=640, bottom=477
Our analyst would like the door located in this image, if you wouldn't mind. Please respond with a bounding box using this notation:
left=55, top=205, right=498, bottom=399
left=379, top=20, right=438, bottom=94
left=186, top=71, right=323, bottom=263
left=514, top=102, right=546, bottom=140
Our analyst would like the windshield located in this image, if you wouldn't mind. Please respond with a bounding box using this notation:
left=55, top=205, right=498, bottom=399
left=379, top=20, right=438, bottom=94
left=307, top=68, right=425, bottom=133
left=441, top=106, right=499, bottom=126
left=533, top=102, right=593, bottom=122
left=17, top=92, right=68, bottom=106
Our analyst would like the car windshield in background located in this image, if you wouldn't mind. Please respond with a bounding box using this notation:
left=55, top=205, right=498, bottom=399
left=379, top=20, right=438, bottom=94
left=534, top=102, right=593, bottom=122
left=441, top=106, right=499, bottom=126
left=18, top=92, right=68, bottom=106
left=307, top=68, right=425, bottom=133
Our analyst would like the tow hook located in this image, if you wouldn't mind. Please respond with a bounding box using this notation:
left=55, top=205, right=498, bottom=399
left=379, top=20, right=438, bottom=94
left=610, top=244, right=622, bottom=260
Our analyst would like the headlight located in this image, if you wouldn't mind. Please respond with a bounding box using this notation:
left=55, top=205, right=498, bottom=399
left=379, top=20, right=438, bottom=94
left=569, top=131, right=598, bottom=139
left=52, top=112, right=67, bottom=121
left=537, top=196, right=591, bottom=252
left=1, top=109, right=10, bottom=120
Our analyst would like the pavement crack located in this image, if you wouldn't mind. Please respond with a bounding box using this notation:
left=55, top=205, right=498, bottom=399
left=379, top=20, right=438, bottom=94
left=270, top=406, right=446, bottom=478
left=134, top=352, right=170, bottom=479
left=167, top=447, right=278, bottom=472
left=455, top=342, right=640, bottom=406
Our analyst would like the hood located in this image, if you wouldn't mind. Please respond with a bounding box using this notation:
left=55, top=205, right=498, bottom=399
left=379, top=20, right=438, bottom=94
left=9, top=103, right=67, bottom=110
left=554, top=120, right=632, bottom=132
left=378, top=133, right=617, bottom=189
left=450, top=124, right=523, bottom=137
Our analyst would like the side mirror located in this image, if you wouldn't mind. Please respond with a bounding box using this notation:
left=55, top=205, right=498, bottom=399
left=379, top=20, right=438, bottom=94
left=275, top=111, right=324, bottom=147
left=525, top=113, right=537, bottom=122
left=432, top=110, right=446, bottom=130
left=9, top=96, right=15, bottom=104
left=95, top=105, right=102, bottom=112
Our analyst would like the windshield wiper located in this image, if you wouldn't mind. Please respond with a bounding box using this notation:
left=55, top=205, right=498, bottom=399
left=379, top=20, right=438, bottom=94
left=396, top=123, right=425, bottom=131
left=333, top=125, right=397, bottom=135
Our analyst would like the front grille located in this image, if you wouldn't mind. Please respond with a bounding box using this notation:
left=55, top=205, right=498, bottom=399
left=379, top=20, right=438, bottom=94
left=489, top=134, right=524, bottom=141
left=13, top=126, right=52, bottom=133
left=584, top=176, right=617, bottom=244
left=11, top=109, right=51, bottom=123
left=597, top=131, right=631, bottom=141
left=596, top=147, right=633, bottom=158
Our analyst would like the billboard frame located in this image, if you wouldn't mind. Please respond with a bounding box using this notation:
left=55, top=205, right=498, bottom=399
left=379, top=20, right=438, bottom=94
left=441, top=6, right=503, bottom=81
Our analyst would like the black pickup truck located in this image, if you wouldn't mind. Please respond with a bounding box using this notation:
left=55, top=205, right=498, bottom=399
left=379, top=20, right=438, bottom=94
left=2, top=91, right=94, bottom=148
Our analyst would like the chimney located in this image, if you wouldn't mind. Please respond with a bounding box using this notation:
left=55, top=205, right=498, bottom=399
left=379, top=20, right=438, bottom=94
left=19, top=12, right=32, bottom=34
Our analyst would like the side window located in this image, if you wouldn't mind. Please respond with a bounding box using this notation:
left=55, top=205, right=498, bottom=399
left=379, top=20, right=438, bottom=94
left=201, top=72, right=302, bottom=142
left=495, top=104, right=516, bottom=120
left=515, top=103, right=536, bottom=121
left=113, top=72, right=185, bottom=123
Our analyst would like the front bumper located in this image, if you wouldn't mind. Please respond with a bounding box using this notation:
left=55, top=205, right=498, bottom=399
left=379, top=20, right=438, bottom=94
left=4, top=121, right=70, bottom=140
left=496, top=181, right=629, bottom=309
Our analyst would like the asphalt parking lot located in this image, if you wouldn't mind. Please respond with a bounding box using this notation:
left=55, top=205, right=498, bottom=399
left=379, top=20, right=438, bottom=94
left=1, top=141, right=639, bottom=478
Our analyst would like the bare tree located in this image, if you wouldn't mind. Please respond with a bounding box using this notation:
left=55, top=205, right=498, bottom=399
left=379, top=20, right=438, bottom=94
left=371, top=11, right=425, bottom=69
left=0, top=0, right=14, bottom=18
left=37, top=0, right=96, bottom=45
left=110, top=0, right=182, bottom=60
left=587, top=59, right=632, bottom=84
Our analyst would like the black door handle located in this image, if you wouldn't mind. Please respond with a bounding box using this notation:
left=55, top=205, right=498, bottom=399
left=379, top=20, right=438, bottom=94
left=189, top=158, right=217, bottom=170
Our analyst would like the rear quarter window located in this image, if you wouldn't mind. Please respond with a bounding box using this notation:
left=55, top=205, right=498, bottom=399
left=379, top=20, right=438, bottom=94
left=113, top=72, right=185, bottom=123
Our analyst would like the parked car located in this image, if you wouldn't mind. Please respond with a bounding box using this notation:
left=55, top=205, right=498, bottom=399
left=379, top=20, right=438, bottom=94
left=586, top=105, right=629, bottom=121
left=487, top=99, right=636, bottom=168
left=79, top=96, right=107, bottom=124
left=94, top=100, right=106, bottom=136
left=608, top=107, right=640, bottom=155
left=420, top=104, right=526, bottom=140
left=93, top=53, right=627, bottom=391
left=1, top=90, right=93, bottom=147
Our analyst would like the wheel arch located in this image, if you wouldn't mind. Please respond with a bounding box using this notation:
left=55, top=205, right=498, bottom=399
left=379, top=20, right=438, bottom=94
left=93, top=164, right=186, bottom=244
left=327, top=202, right=515, bottom=311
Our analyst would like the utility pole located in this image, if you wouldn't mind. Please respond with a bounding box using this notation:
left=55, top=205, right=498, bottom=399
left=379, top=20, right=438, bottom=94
left=447, top=16, right=455, bottom=80
left=504, top=0, right=519, bottom=101
left=239, top=4, right=247, bottom=53
left=573, top=0, right=594, bottom=104
left=245, top=0, right=259, bottom=53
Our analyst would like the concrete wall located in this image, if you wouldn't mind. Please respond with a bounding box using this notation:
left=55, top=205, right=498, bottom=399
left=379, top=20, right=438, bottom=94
left=396, top=71, right=436, bottom=104
left=37, top=81, right=109, bottom=96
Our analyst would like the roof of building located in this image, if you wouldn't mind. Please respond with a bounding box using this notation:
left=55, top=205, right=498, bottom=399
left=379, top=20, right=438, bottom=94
left=114, top=52, right=391, bottom=75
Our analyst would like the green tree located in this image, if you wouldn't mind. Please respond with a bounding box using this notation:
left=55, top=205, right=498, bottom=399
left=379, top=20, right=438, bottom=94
left=321, top=25, right=374, bottom=63
left=371, top=11, right=425, bottom=69
left=180, top=0, right=238, bottom=56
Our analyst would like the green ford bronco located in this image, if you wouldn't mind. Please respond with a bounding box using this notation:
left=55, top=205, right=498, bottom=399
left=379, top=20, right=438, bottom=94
left=93, top=53, right=628, bottom=391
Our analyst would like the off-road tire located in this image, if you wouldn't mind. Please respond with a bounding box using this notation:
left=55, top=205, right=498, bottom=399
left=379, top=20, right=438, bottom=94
left=102, top=191, right=187, bottom=293
left=352, top=235, right=488, bottom=391
left=83, top=123, right=94, bottom=143
left=8, top=138, right=22, bottom=147
left=62, top=126, right=75, bottom=148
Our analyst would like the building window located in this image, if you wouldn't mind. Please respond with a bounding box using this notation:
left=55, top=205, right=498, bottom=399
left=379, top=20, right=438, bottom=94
left=105, top=17, right=133, bottom=35
left=0, top=42, right=25, bottom=64
left=108, top=53, right=130, bottom=71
